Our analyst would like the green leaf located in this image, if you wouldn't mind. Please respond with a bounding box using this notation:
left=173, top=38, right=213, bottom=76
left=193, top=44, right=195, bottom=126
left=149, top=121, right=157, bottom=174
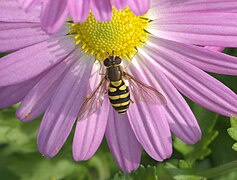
left=112, top=161, right=205, bottom=180
left=133, top=165, right=157, bottom=180
left=112, top=172, right=131, bottom=180
left=174, top=175, right=205, bottom=180
left=178, top=160, right=191, bottom=169
left=228, top=128, right=237, bottom=141
left=112, top=165, right=157, bottom=180
left=232, top=143, right=237, bottom=151
left=157, top=161, right=192, bottom=177
left=227, top=116, right=237, bottom=151
left=156, top=160, right=206, bottom=180
left=230, top=116, right=237, bottom=128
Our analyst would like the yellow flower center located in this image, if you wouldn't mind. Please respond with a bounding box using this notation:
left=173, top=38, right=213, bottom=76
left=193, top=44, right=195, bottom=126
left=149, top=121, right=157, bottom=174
left=68, top=8, right=150, bottom=61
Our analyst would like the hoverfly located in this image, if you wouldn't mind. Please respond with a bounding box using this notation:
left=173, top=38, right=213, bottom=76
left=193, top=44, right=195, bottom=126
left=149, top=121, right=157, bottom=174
left=78, top=56, right=166, bottom=120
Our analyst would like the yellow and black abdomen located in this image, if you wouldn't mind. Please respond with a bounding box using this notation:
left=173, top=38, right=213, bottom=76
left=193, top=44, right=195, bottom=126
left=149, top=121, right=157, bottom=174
left=108, top=80, right=130, bottom=114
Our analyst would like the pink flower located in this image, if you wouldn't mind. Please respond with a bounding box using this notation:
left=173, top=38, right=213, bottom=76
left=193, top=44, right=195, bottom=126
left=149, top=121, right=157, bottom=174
left=17, top=0, right=151, bottom=33
left=2, top=0, right=237, bottom=173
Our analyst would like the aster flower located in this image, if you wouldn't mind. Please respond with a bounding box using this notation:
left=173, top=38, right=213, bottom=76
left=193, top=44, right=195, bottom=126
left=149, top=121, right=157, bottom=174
left=17, top=0, right=150, bottom=33
left=2, top=0, right=237, bottom=173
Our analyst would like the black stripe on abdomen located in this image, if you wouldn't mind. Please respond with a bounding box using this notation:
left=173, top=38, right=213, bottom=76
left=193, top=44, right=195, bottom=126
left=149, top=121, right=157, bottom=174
left=108, top=80, right=130, bottom=114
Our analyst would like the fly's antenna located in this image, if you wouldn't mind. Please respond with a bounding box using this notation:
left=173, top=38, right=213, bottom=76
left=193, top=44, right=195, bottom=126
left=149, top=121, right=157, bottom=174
left=111, top=50, right=116, bottom=61
left=123, top=59, right=132, bottom=70
left=123, top=47, right=137, bottom=70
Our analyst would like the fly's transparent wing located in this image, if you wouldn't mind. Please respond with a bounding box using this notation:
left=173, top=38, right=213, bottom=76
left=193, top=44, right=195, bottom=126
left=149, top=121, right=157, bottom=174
left=78, top=78, right=108, bottom=120
left=125, top=73, right=167, bottom=105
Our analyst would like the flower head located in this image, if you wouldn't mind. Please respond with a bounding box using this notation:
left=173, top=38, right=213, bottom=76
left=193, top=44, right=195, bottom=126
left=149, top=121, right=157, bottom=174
left=2, top=0, right=237, bottom=173
left=17, top=0, right=150, bottom=34
left=68, top=7, right=149, bottom=60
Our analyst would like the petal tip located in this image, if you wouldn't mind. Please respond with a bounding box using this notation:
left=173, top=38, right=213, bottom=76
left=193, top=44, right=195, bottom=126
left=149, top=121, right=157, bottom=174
left=72, top=147, right=91, bottom=161
left=120, top=163, right=140, bottom=173
left=37, top=145, right=60, bottom=158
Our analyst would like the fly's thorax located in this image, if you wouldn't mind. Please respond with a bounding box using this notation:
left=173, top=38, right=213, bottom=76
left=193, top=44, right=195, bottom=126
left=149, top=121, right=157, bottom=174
left=107, top=65, right=124, bottom=81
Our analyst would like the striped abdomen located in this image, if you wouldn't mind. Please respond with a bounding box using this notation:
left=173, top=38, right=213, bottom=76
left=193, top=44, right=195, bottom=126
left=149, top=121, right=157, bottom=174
left=108, top=80, right=130, bottom=114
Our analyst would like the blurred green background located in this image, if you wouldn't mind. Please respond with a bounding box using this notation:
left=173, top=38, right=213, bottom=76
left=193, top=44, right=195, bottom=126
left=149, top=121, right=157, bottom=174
left=0, top=49, right=237, bottom=180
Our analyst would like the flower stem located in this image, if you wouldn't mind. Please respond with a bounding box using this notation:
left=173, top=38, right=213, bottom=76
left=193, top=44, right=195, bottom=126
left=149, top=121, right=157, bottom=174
left=197, top=160, right=237, bottom=178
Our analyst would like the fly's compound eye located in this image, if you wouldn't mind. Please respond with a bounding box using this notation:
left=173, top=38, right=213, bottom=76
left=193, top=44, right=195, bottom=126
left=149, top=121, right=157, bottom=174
left=114, top=56, right=122, bottom=65
left=104, top=58, right=111, bottom=67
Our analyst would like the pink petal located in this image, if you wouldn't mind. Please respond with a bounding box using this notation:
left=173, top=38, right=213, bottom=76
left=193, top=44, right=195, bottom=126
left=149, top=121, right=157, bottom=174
left=157, top=0, right=237, bottom=14
left=17, top=0, right=40, bottom=11
left=91, top=0, right=112, bottom=22
left=73, top=63, right=109, bottom=160
left=105, top=108, right=142, bottom=173
left=128, top=0, right=150, bottom=16
left=41, top=0, right=69, bottom=34
left=127, top=62, right=172, bottom=160
left=0, top=75, right=42, bottom=108
left=0, top=22, right=66, bottom=53
left=133, top=55, right=201, bottom=144
left=111, top=0, right=127, bottom=10
left=149, top=13, right=237, bottom=47
left=147, top=36, right=237, bottom=75
left=149, top=0, right=237, bottom=19
left=37, top=55, right=93, bottom=158
left=16, top=50, right=78, bottom=122
left=0, top=0, right=40, bottom=22
left=73, top=99, right=109, bottom=161
left=205, top=46, right=224, bottom=52
left=67, top=0, right=90, bottom=23
left=128, top=103, right=172, bottom=160
left=0, top=36, right=75, bottom=87
left=142, top=43, right=237, bottom=117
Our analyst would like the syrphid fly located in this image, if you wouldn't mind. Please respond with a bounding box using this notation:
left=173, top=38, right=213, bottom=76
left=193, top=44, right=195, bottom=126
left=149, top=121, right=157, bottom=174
left=78, top=56, right=166, bottom=120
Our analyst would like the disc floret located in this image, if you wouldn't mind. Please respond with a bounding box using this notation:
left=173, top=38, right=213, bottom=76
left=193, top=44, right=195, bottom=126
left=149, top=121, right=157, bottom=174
left=69, top=8, right=149, bottom=61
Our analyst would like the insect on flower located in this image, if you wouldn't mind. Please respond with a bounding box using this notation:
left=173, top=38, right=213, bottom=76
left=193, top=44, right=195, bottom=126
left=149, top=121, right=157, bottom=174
left=3, top=0, right=237, bottom=173
left=78, top=55, right=166, bottom=120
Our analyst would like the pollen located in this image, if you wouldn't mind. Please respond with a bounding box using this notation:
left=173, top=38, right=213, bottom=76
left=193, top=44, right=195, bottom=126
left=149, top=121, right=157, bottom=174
left=68, top=8, right=150, bottom=61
